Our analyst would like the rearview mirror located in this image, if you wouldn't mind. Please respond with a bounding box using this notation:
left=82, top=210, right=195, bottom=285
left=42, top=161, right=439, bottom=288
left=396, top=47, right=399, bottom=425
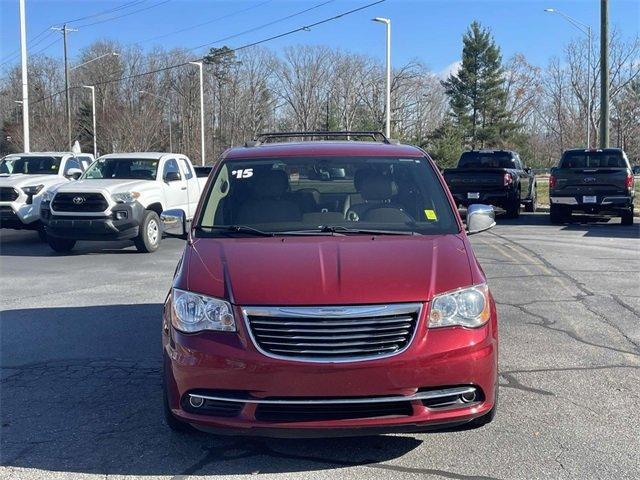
left=466, top=204, right=495, bottom=235
left=66, top=168, right=83, bottom=180
left=161, top=209, right=187, bottom=240
left=164, top=171, right=182, bottom=183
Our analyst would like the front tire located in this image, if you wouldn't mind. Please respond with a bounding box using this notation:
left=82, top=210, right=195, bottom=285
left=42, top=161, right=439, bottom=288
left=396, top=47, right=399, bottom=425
left=47, top=236, right=76, bottom=253
left=37, top=225, right=48, bottom=242
left=134, top=210, right=161, bottom=253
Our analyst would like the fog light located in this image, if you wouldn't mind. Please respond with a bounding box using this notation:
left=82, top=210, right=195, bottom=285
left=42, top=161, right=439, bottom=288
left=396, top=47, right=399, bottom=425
left=189, top=395, right=204, bottom=408
left=460, top=391, right=477, bottom=403
left=115, top=211, right=128, bottom=220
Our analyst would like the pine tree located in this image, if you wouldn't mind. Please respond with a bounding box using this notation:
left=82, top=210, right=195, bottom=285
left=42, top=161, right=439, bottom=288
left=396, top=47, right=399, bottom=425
left=442, top=21, right=513, bottom=149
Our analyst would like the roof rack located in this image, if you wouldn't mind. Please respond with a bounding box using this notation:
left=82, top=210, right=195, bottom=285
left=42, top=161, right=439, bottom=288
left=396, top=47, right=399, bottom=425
left=245, top=131, right=393, bottom=147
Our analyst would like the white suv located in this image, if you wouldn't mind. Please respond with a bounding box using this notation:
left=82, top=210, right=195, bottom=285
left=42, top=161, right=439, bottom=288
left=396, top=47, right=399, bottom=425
left=0, top=152, right=93, bottom=239
left=40, top=152, right=203, bottom=253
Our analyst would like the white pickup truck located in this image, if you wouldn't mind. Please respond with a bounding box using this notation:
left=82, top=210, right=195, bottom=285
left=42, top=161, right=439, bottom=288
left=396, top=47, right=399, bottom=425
left=0, top=152, right=94, bottom=239
left=40, top=152, right=205, bottom=253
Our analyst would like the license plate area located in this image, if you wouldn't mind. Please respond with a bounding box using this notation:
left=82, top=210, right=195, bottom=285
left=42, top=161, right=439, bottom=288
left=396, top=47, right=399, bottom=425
left=467, top=192, right=480, bottom=200
left=582, top=195, right=597, bottom=204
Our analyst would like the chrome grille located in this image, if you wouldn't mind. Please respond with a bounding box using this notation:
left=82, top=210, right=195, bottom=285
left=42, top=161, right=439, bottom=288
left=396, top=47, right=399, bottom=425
left=52, top=192, right=108, bottom=212
left=0, top=187, right=19, bottom=202
left=244, top=304, right=421, bottom=362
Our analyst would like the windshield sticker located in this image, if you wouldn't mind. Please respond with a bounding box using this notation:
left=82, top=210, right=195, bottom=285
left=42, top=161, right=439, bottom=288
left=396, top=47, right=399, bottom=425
left=232, top=168, right=253, bottom=179
left=424, top=209, right=438, bottom=221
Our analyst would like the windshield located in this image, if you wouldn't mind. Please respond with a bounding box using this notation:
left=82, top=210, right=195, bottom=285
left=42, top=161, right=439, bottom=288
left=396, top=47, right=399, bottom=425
left=458, top=152, right=515, bottom=169
left=82, top=158, right=159, bottom=180
left=196, top=156, right=459, bottom=236
left=0, top=155, right=62, bottom=174
left=559, top=151, right=628, bottom=169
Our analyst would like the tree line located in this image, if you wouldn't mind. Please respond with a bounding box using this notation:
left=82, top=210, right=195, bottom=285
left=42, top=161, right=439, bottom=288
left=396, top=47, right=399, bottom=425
left=0, top=21, right=638, bottom=168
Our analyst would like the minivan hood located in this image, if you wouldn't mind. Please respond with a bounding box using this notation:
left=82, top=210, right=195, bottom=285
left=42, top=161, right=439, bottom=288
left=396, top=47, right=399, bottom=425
left=185, top=235, right=473, bottom=305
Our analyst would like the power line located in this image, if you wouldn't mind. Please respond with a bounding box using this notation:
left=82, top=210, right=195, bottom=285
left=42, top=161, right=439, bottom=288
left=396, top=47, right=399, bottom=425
left=29, top=0, right=386, bottom=105
left=73, top=0, right=173, bottom=29
left=187, top=0, right=337, bottom=53
left=136, top=0, right=274, bottom=45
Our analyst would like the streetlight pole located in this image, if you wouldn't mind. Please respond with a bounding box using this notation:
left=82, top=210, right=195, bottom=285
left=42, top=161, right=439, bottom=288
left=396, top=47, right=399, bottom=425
left=52, top=24, right=78, bottom=149
left=544, top=8, right=592, bottom=148
left=139, top=91, right=173, bottom=152
left=70, top=52, right=118, bottom=71
left=372, top=17, right=391, bottom=139
left=600, top=0, right=609, bottom=148
left=189, top=61, right=206, bottom=166
left=19, top=0, right=30, bottom=152
left=82, top=86, right=97, bottom=158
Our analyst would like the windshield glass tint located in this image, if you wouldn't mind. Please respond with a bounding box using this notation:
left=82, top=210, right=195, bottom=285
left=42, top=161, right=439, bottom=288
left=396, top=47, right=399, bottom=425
left=197, top=156, right=459, bottom=235
left=83, top=158, right=159, bottom=180
left=560, top=151, right=627, bottom=169
left=458, top=152, right=515, bottom=169
left=0, top=156, right=62, bottom=174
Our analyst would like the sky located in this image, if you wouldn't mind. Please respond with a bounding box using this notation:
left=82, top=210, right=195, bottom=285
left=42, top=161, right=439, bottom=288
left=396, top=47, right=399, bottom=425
left=0, top=0, right=639, bottom=75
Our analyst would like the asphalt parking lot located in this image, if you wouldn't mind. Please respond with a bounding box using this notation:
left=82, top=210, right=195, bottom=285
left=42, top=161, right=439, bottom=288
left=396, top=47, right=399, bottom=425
left=1, top=213, right=639, bottom=480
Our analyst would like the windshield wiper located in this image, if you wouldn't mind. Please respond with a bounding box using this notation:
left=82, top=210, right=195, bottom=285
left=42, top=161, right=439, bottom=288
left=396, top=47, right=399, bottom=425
left=317, top=225, right=420, bottom=236
left=196, top=225, right=275, bottom=237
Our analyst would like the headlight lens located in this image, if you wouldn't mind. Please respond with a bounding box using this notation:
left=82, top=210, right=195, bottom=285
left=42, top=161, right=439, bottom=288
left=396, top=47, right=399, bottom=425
left=22, top=184, right=44, bottom=195
left=111, top=191, right=140, bottom=203
left=171, top=288, right=236, bottom=333
left=429, top=284, right=491, bottom=328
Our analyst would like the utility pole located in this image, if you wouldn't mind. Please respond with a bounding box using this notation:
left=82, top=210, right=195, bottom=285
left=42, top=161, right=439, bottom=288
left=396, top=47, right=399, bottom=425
left=19, top=0, right=30, bottom=152
left=52, top=24, right=77, bottom=149
left=599, top=0, right=609, bottom=148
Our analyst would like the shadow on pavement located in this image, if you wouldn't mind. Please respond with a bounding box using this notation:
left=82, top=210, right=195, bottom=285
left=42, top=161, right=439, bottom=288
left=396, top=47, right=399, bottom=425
left=0, top=304, right=422, bottom=476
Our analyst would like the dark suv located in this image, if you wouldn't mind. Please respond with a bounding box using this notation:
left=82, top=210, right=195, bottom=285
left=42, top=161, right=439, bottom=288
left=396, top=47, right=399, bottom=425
left=549, top=148, right=635, bottom=225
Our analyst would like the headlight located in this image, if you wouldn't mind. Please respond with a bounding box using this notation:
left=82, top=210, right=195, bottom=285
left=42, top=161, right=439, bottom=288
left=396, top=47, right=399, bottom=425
left=22, top=184, right=44, bottom=195
left=111, top=191, right=140, bottom=203
left=41, top=190, right=54, bottom=203
left=429, top=284, right=491, bottom=328
left=171, top=288, right=236, bottom=333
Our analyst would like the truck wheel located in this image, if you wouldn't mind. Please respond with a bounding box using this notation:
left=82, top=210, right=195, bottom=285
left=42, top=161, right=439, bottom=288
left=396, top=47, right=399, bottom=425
left=134, top=210, right=161, bottom=253
left=524, top=187, right=537, bottom=213
left=47, top=236, right=76, bottom=253
left=550, top=204, right=566, bottom=224
left=37, top=225, right=48, bottom=242
left=621, top=209, right=634, bottom=226
left=505, top=198, right=520, bottom=218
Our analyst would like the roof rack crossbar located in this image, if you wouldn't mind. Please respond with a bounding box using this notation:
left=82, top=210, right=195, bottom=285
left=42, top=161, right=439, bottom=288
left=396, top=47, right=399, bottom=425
left=247, top=131, right=390, bottom=147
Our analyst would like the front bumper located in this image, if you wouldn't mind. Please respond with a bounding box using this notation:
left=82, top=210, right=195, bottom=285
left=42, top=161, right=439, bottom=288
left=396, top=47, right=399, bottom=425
left=41, top=202, right=145, bottom=241
left=163, top=299, right=498, bottom=436
left=0, top=200, right=42, bottom=229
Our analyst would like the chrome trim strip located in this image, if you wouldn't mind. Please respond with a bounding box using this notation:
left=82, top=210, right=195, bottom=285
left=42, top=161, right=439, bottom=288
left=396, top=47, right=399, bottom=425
left=242, top=303, right=423, bottom=364
left=601, top=196, right=630, bottom=205
left=188, top=386, right=476, bottom=405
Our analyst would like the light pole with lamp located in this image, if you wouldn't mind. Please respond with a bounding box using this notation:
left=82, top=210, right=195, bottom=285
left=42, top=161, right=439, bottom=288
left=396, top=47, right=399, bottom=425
left=139, top=90, right=173, bottom=152
left=82, top=86, right=97, bottom=158
left=70, top=52, right=119, bottom=71
left=545, top=8, right=592, bottom=148
left=372, top=17, right=391, bottom=139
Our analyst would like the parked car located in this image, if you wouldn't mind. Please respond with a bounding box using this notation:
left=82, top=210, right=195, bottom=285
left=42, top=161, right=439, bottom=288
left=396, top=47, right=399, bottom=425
left=443, top=150, right=537, bottom=218
left=0, top=152, right=93, bottom=240
left=40, top=152, right=204, bottom=253
left=160, top=131, right=499, bottom=437
left=194, top=165, right=212, bottom=178
left=549, top=148, right=635, bottom=225
left=632, top=165, right=640, bottom=176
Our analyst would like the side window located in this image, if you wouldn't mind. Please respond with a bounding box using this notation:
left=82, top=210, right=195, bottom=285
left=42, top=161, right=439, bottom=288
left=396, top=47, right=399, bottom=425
left=64, top=158, right=81, bottom=174
left=513, top=155, right=522, bottom=170
left=163, top=159, right=181, bottom=181
left=178, top=158, right=194, bottom=180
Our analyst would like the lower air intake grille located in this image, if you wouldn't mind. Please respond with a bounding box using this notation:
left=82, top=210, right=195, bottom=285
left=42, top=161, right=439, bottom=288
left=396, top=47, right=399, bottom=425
left=255, top=400, right=413, bottom=422
left=244, top=304, right=421, bottom=361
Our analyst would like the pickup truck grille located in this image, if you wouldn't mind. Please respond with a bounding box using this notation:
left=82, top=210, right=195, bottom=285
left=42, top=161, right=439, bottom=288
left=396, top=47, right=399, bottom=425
left=0, top=187, right=19, bottom=202
left=244, top=304, right=421, bottom=362
left=52, top=192, right=108, bottom=212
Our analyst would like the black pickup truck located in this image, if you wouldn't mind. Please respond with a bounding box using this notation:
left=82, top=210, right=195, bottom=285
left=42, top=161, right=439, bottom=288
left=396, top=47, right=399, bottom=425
left=443, top=150, right=536, bottom=218
left=549, top=148, right=635, bottom=225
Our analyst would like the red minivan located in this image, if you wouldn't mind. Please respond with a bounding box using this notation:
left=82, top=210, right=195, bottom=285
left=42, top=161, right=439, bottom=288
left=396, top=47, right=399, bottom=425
left=161, top=132, right=498, bottom=436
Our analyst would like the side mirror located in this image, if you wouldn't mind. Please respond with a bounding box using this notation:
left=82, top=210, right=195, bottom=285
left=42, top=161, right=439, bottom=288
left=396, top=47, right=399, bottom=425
left=66, top=168, right=83, bottom=180
left=161, top=209, right=188, bottom=240
left=466, top=204, right=496, bottom=235
left=164, top=171, right=182, bottom=183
